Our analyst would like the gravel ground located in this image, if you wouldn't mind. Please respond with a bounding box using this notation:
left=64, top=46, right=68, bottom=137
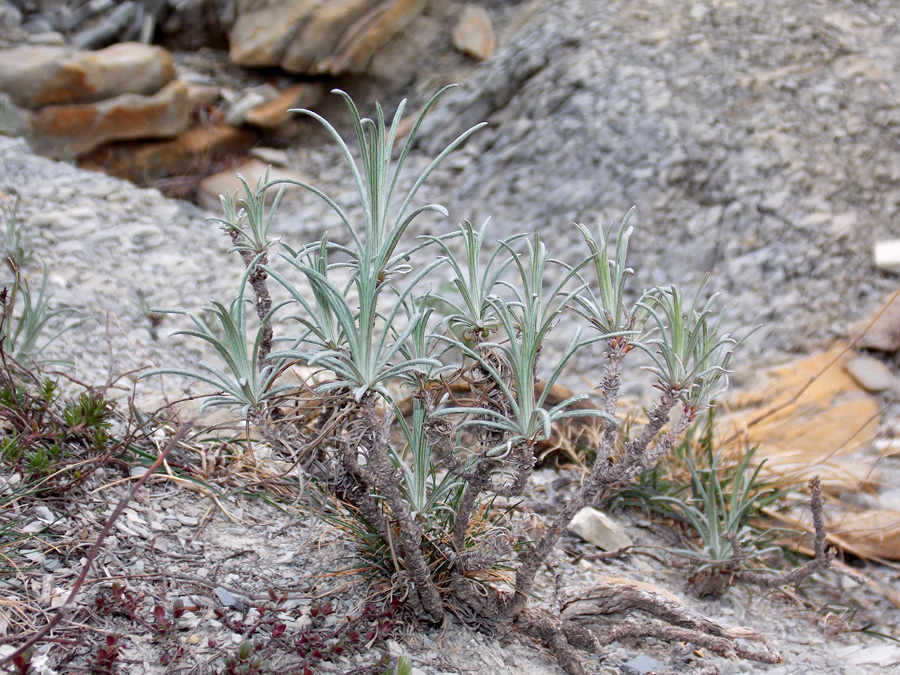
left=417, top=0, right=900, bottom=361
left=3, top=0, right=900, bottom=671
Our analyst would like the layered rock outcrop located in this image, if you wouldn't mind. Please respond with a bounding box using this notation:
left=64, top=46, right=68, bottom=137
left=228, top=0, right=426, bottom=75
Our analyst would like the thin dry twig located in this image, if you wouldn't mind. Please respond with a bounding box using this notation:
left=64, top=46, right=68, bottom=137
left=0, top=423, right=193, bottom=668
left=729, top=477, right=835, bottom=589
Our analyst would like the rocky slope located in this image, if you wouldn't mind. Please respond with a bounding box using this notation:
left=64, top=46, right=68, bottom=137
left=2, top=0, right=900, bottom=673
left=417, top=0, right=900, bottom=359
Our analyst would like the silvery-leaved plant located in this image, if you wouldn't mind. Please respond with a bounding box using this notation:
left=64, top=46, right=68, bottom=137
left=146, top=259, right=295, bottom=413
left=149, top=88, right=800, bottom=673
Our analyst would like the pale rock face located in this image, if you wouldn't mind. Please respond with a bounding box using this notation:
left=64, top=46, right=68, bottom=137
left=228, top=0, right=426, bottom=76
left=228, top=0, right=320, bottom=68
left=29, top=79, right=191, bottom=158
left=0, top=42, right=174, bottom=109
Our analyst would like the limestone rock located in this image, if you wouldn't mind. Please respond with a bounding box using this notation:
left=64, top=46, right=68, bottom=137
left=316, top=0, right=427, bottom=75
left=243, top=83, right=324, bottom=130
left=227, top=0, right=318, bottom=68
left=228, top=0, right=426, bottom=76
left=30, top=80, right=191, bottom=158
left=0, top=42, right=174, bottom=109
left=729, top=343, right=882, bottom=493
left=844, top=354, right=894, bottom=393
left=249, top=147, right=291, bottom=167
left=0, top=92, right=31, bottom=137
left=452, top=4, right=495, bottom=61
left=198, top=159, right=310, bottom=210
left=567, top=507, right=632, bottom=551
left=849, top=290, right=900, bottom=352
left=81, top=125, right=258, bottom=182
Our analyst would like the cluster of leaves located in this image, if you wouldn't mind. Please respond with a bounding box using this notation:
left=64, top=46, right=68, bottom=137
left=0, top=374, right=114, bottom=484
left=91, top=583, right=189, bottom=668
left=1, top=196, right=79, bottom=370
left=90, top=583, right=404, bottom=675
left=214, top=595, right=401, bottom=675
left=152, top=87, right=734, bottom=592
left=0, top=357, right=117, bottom=599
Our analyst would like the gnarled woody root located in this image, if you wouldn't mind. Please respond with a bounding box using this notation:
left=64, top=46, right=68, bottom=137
left=514, top=477, right=836, bottom=675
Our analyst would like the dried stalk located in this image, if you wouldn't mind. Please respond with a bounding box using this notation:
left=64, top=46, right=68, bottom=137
left=0, top=423, right=193, bottom=669
left=361, top=395, right=444, bottom=622
left=506, top=368, right=685, bottom=620
left=229, top=233, right=273, bottom=369
left=729, top=477, right=835, bottom=589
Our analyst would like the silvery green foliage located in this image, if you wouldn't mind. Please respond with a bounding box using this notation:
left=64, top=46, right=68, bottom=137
left=0, top=269, right=79, bottom=369
left=152, top=88, right=744, bottom=638
left=146, top=260, right=296, bottom=413
left=210, top=170, right=283, bottom=256
left=1, top=200, right=79, bottom=369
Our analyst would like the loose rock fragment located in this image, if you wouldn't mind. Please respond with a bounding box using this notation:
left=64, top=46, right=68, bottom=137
left=567, top=507, right=632, bottom=550
left=0, top=42, right=174, bottom=108
left=849, top=291, right=900, bottom=353
left=214, top=586, right=242, bottom=609
left=29, top=79, right=191, bottom=158
left=243, top=82, right=324, bottom=130
left=844, top=354, right=894, bottom=393
left=452, top=4, right=496, bottom=61
left=622, top=654, right=668, bottom=675
left=875, top=240, right=900, bottom=274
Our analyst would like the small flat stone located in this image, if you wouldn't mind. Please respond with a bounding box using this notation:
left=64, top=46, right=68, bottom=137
left=214, top=586, right=242, bottom=609
left=22, top=520, right=46, bottom=534
left=198, top=159, right=310, bottom=210
left=567, top=507, right=632, bottom=551
left=845, top=643, right=900, bottom=667
left=844, top=354, right=894, bottom=392
left=849, top=290, right=900, bottom=352
left=249, top=147, right=290, bottom=167
left=452, top=4, right=496, bottom=61
left=33, top=505, right=55, bottom=523
left=176, top=513, right=200, bottom=527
